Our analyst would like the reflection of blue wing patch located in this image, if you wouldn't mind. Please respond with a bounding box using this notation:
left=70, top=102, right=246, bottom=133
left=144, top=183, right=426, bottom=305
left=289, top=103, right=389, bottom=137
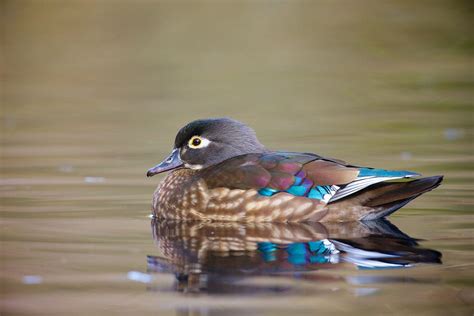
left=258, top=242, right=278, bottom=262
left=258, top=240, right=340, bottom=265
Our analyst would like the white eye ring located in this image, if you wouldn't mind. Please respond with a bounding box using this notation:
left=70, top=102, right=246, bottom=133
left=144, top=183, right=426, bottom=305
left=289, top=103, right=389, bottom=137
left=188, top=136, right=210, bottom=149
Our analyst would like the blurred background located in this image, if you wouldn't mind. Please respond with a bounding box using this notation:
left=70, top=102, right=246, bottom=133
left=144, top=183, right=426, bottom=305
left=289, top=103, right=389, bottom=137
left=1, top=1, right=473, bottom=315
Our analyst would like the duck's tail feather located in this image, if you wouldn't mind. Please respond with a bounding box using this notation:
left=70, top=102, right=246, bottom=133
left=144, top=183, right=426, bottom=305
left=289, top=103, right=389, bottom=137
left=359, top=175, right=443, bottom=220
left=360, top=195, right=420, bottom=220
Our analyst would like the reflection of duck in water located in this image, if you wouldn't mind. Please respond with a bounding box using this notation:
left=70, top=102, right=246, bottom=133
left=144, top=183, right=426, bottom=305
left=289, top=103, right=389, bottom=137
left=147, top=118, right=443, bottom=222
left=147, top=219, right=441, bottom=294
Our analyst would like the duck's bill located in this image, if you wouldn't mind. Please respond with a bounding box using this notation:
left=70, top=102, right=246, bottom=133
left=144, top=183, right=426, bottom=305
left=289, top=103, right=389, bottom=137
left=147, top=148, right=183, bottom=177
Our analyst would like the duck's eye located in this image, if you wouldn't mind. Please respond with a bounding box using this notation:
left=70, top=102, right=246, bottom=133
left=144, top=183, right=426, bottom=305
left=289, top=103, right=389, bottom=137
left=188, top=136, right=209, bottom=149
left=191, top=137, right=201, bottom=147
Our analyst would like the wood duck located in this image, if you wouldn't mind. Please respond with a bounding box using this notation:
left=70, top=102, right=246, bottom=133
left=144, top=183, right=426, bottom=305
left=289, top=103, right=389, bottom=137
left=147, top=118, right=443, bottom=222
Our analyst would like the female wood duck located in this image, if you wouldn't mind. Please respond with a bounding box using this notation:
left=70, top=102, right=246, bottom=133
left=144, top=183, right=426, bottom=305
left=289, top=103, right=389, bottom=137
left=147, top=118, right=443, bottom=222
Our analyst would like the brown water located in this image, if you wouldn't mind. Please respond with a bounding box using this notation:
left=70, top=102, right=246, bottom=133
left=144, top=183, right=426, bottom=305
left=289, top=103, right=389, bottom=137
left=1, top=1, right=473, bottom=315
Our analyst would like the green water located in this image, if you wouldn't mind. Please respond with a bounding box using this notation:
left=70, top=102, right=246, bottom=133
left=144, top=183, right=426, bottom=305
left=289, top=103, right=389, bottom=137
left=1, top=1, right=473, bottom=315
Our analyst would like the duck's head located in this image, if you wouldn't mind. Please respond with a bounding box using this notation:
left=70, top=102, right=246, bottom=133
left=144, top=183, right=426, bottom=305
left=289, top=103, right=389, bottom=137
left=147, top=118, right=265, bottom=176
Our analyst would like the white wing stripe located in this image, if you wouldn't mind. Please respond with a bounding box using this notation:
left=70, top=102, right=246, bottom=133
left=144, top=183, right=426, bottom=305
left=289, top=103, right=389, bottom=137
left=329, top=176, right=401, bottom=202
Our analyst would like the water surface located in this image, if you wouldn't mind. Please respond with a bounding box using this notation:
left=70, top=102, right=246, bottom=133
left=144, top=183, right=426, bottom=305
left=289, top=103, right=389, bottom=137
left=2, top=1, right=473, bottom=315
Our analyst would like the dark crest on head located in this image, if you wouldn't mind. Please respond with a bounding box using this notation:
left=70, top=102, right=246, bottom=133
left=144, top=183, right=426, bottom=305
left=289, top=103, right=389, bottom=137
left=176, top=118, right=266, bottom=168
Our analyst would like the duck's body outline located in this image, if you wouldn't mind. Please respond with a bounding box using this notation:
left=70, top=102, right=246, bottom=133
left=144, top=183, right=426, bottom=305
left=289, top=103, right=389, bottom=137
left=150, top=149, right=443, bottom=222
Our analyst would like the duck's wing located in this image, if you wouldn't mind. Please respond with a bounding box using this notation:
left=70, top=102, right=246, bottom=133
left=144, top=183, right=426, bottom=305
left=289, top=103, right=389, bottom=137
left=201, top=151, right=361, bottom=200
left=201, top=151, right=420, bottom=199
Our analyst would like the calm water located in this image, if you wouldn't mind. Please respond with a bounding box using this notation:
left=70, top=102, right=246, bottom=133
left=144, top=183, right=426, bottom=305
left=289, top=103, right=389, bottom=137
left=1, top=1, right=473, bottom=315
